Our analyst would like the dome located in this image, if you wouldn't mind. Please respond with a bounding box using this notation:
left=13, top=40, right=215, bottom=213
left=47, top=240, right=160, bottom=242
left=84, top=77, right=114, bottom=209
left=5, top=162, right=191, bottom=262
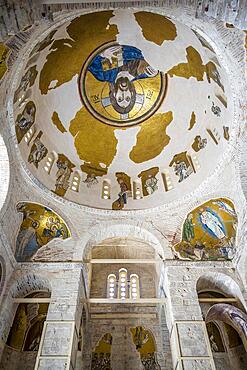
left=13, top=10, right=233, bottom=210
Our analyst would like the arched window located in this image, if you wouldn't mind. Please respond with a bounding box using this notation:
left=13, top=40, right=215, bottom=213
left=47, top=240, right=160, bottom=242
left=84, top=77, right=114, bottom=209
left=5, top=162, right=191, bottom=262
left=118, top=268, right=128, bottom=300
left=161, top=170, right=173, bottom=192
left=102, top=180, right=111, bottom=199
left=106, top=269, right=140, bottom=300
left=107, top=274, right=117, bottom=299
left=71, top=171, right=81, bottom=192
left=24, top=125, right=36, bottom=145
left=44, top=151, right=57, bottom=174
left=130, top=274, right=140, bottom=299
left=133, top=181, right=142, bottom=200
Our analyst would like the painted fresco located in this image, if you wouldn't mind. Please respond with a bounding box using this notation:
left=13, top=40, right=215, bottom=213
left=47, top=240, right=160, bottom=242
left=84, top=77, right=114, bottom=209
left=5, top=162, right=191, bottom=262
left=206, top=304, right=247, bottom=351
left=91, top=333, right=112, bottom=370
left=13, top=10, right=234, bottom=210
left=130, top=326, right=161, bottom=370
left=173, top=198, right=238, bottom=260
left=15, top=202, right=70, bottom=262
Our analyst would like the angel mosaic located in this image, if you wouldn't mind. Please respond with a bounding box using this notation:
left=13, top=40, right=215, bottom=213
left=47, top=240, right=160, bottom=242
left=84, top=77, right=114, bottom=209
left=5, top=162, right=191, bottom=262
left=144, top=175, right=158, bottom=195
left=28, top=133, right=48, bottom=168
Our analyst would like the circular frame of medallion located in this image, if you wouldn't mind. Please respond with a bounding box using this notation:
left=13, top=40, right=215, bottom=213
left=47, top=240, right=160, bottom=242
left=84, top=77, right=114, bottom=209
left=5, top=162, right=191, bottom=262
left=79, top=41, right=168, bottom=127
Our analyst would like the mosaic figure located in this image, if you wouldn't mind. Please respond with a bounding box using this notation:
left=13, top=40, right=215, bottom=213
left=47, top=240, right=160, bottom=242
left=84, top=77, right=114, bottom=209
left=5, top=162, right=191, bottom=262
left=170, top=152, right=194, bottom=183
left=211, top=102, right=221, bottom=116
left=192, top=135, right=207, bottom=152
left=112, top=173, right=132, bottom=210
left=118, top=178, right=129, bottom=206
left=55, top=160, right=71, bottom=192
left=173, top=198, right=237, bottom=261
left=91, top=333, right=112, bottom=370
left=15, top=101, right=36, bottom=143
left=14, top=66, right=38, bottom=103
left=182, top=214, right=195, bottom=242
left=212, top=200, right=237, bottom=218
left=28, top=133, right=48, bottom=168
left=131, top=326, right=161, bottom=370
left=199, top=208, right=226, bottom=239
left=83, top=173, right=98, bottom=188
left=16, top=112, right=33, bottom=130
left=209, top=335, right=219, bottom=352
left=88, top=45, right=158, bottom=116
left=80, top=41, right=167, bottom=127
left=174, top=161, right=192, bottom=182
left=144, top=175, right=158, bottom=195
left=15, top=203, right=70, bottom=262
left=223, top=126, right=230, bottom=141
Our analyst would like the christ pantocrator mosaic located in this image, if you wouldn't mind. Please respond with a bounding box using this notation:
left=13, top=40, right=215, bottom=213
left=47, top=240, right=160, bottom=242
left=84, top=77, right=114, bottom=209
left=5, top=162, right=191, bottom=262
left=79, top=42, right=167, bottom=127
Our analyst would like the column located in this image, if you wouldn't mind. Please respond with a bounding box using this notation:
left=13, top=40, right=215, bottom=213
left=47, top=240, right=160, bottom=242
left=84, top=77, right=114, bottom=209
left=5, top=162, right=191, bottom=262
left=165, top=266, right=215, bottom=370
left=34, top=264, right=83, bottom=370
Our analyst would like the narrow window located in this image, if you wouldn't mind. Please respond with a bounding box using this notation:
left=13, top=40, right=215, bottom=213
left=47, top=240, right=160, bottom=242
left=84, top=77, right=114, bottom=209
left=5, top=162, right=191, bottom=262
left=44, top=151, right=57, bottom=174
left=107, top=274, right=116, bottom=299
left=71, top=171, right=81, bottom=192
left=130, top=274, right=140, bottom=299
left=102, top=180, right=111, bottom=199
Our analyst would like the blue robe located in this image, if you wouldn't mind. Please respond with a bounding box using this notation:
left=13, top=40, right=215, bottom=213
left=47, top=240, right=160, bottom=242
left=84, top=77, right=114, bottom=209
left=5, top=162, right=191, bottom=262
left=88, top=45, right=151, bottom=83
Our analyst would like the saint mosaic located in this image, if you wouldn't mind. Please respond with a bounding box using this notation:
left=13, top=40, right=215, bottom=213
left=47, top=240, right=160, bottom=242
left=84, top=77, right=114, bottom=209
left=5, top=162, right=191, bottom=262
left=79, top=42, right=167, bottom=127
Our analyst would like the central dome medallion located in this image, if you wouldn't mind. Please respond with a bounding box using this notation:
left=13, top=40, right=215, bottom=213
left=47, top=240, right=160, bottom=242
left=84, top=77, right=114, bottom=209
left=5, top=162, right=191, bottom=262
left=79, top=42, right=167, bottom=127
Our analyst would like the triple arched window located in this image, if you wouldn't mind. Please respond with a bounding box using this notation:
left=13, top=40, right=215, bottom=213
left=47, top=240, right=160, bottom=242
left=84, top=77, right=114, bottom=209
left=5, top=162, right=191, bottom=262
left=107, top=268, right=140, bottom=299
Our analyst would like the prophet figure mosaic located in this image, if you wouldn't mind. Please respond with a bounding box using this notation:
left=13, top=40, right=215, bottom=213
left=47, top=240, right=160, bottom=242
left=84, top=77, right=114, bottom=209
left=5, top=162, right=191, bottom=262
left=91, top=333, right=112, bottom=370
left=79, top=42, right=167, bottom=127
left=173, top=198, right=237, bottom=260
left=130, top=326, right=161, bottom=370
left=15, top=202, right=70, bottom=262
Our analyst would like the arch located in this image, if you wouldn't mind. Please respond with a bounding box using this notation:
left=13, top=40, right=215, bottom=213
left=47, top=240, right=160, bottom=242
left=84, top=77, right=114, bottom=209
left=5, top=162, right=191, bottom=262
left=130, top=326, right=161, bottom=369
left=10, top=272, right=52, bottom=298
left=82, top=222, right=166, bottom=261
left=206, top=304, right=247, bottom=352
left=196, top=272, right=246, bottom=311
left=0, top=135, right=10, bottom=212
left=0, top=272, right=52, bottom=348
